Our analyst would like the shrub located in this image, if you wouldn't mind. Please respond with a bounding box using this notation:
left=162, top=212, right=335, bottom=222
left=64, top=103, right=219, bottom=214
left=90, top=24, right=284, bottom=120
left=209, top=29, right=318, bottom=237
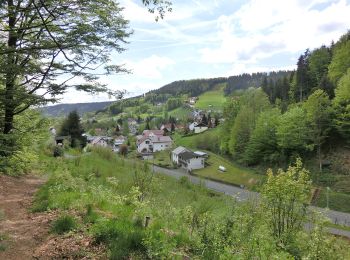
left=53, top=145, right=64, bottom=157
left=51, top=214, right=77, bottom=234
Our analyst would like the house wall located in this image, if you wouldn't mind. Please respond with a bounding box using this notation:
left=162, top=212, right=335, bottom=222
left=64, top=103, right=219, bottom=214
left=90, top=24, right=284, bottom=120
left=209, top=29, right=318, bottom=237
left=172, top=153, right=179, bottom=164
left=153, top=142, right=172, bottom=152
left=137, top=139, right=152, bottom=153
left=187, top=157, right=205, bottom=170
left=189, top=123, right=197, bottom=131
left=194, top=126, right=208, bottom=134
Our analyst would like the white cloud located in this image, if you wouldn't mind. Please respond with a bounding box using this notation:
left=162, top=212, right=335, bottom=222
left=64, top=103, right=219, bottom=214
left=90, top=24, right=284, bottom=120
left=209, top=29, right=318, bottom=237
left=199, top=0, right=350, bottom=65
left=124, top=55, right=174, bottom=79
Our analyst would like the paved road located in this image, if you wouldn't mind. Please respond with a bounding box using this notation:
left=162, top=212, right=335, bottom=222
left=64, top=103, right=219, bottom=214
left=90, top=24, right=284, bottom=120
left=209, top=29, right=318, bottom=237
left=153, top=165, right=350, bottom=238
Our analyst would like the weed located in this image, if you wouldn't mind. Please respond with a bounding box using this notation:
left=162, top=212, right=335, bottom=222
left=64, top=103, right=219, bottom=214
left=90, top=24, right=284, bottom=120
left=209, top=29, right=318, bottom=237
left=51, top=214, right=77, bottom=234
left=83, top=204, right=99, bottom=224
left=0, top=209, right=5, bottom=221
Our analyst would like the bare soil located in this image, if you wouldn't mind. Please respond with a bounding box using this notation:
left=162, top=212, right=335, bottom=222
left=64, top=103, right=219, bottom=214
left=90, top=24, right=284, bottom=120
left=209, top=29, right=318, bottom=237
left=0, top=174, right=106, bottom=260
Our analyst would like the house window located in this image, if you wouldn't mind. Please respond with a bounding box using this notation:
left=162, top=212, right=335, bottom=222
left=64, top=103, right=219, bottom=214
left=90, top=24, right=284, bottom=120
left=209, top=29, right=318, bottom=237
left=145, top=141, right=149, bottom=144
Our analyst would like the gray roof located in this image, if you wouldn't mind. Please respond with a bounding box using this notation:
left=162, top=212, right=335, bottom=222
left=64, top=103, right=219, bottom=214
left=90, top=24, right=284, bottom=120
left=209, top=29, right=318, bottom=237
left=172, top=146, right=188, bottom=155
left=179, top=151, right=198, bottom=161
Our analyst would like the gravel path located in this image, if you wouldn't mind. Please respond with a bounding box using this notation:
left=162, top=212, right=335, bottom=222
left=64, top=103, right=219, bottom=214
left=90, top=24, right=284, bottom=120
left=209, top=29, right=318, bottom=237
left=153, top=165, right=350, bottom=238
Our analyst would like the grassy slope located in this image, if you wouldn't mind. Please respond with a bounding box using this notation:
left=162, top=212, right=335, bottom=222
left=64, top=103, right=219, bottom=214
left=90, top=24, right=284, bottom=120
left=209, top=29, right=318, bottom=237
left=173, top=129, right=265, bottom=189
left=168, top=106, right=191, bottom=120
left=194, top=152, right=264, bottom=189
left=194, top=83, right=227, bottom=111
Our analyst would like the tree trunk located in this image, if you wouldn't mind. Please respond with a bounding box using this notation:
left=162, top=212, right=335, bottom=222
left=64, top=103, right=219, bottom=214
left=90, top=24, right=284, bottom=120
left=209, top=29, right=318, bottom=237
left=318, top=143, right=322, bottom=173
left=3, top=0, right=17, bottom=135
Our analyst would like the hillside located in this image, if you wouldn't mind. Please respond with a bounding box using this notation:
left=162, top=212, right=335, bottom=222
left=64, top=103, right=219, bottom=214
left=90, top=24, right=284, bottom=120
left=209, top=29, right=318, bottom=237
left=40, top=101, right=114, bottom=117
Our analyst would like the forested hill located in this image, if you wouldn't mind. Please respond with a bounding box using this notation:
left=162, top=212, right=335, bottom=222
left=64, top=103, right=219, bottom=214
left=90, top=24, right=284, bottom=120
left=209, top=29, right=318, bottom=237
left=40, top=101, right=114, bottom=117
left=149, top=71, right=292, bottom=99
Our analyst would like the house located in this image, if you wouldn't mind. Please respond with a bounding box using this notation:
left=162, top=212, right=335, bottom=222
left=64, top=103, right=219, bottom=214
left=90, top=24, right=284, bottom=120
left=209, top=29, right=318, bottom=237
left=137, top=135, right=173, bottom=153
left=189, top=122, right=198, bottom=131
left=128, top=118, right=139, bottom=135
left=49, top=127, right=56, bottom=136
left=194, top=122, right=208, bottom=134
left=178, top=151, right=205, bottom=171
left=189, top=97, right=198, bottom=105
left=171, top=146, right=189, bottom=164
left=113, top=136, right=127, bottom=152
left=142, top=129, right=164, bottom=137
left=194, top=151, right=208, bottom=158
left=91, top=136, right=113, bottom=147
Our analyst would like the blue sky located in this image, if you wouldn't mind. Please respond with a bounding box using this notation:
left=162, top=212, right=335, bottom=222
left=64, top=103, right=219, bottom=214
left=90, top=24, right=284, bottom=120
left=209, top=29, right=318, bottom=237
left=62, top=0, right=350, bottom=103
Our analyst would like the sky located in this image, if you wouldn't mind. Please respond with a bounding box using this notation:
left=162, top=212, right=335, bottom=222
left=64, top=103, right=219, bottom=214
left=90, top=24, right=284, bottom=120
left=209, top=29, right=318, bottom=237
left=61, top=0, right=350, bottom=103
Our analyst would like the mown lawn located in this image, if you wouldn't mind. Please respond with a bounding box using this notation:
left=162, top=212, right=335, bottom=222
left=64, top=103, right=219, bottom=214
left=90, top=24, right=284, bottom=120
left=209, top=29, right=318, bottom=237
left=194, top=152, right=265, bottom=189
left=195, top=83, right=227, bottom=111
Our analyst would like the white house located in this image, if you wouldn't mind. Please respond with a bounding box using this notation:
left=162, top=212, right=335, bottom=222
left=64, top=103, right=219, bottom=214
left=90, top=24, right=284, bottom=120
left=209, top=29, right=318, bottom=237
left=194, top=122, right=208, bottom=134
left=137, top=135, right=172, bottom=153
left=178, top=151, right=205, bottom=171
left=189, top=122, right=198, bottom=131
left=171, top=146, right=189, bottom=164
left=113, top=136, right=126, bottom=152
left=91, top=136, right=112, bottom=147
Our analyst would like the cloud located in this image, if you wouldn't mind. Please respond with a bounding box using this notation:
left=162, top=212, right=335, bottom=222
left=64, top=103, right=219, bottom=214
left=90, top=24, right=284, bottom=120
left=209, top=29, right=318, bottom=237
left=199, top=0, right=350, bottom=65
left=124, top=55, right=175, bottom=79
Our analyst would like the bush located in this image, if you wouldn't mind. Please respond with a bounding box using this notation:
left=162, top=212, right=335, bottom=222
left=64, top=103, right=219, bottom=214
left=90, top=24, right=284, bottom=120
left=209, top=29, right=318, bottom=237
left=51, top=214, right=77, bottom=234
left=53, top=145, right=64, bottom=157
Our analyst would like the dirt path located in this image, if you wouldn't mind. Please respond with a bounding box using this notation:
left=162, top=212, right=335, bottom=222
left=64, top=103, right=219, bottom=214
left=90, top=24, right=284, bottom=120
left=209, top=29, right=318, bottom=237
left=0, top=174, right=50, bottom=260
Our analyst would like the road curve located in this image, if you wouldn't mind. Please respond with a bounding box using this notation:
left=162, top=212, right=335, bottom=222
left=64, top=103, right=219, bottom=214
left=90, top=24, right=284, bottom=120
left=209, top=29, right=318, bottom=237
left=153, top=165, right=350, bottom=238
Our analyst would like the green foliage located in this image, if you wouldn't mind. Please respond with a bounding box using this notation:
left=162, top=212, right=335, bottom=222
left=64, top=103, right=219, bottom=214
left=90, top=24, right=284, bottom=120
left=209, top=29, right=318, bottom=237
left=308, top=46, right=332, bottom=88
left=333, top=68, right=350, bottom=141
left=0, top=110, right=49, bottom=175
left=59, top=111, right=86, bottom=148
left=244, top=108, right=281, bottom=165
left=165, top=98, right=183, bottom=111
left=276, top=106, right=312, bottom=155
left=51, top=214, right=78, bottom=235
left=303, top=90, right=333, bottom=171
left=328, top=34, right=350, bottom=83
left=228, top=89, right=270, bottom=160
left=262, top=158, right=311, bottom=245
left=31, top=150, right=350, bottom=258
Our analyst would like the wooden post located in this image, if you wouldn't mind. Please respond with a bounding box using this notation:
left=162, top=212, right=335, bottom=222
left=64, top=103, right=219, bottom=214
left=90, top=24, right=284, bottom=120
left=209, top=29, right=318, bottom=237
left=145, top=216, right=150, bottom=228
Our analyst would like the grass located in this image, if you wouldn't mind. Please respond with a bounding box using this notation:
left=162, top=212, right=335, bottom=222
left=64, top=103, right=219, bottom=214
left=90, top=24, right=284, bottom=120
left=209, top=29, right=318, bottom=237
left=0, top=233, right=8, bottom=252
left=173, top=128, right=264, bottom=189
left=168, top=106, right=192, bottom=120
left=173, top=128, right=220, bottom=150
left=30, top=147, right=350, bottom=258
left=150, top=150, right=173, bottom=168
left=32, top=149, right=235, bottom=258
left=194, top=83, right=227, bottom=111
left=325, top=222, right=350, bottom=232
left=314, top=189, right=350, bottom=213
left=194, top=152, right=265, bottom=189
left=51, top=214, right=78, bottom=234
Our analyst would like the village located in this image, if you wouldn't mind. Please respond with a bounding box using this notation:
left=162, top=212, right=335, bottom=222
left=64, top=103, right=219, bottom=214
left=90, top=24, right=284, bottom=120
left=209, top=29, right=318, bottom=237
left=51, top=95, right=227, bottom=174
